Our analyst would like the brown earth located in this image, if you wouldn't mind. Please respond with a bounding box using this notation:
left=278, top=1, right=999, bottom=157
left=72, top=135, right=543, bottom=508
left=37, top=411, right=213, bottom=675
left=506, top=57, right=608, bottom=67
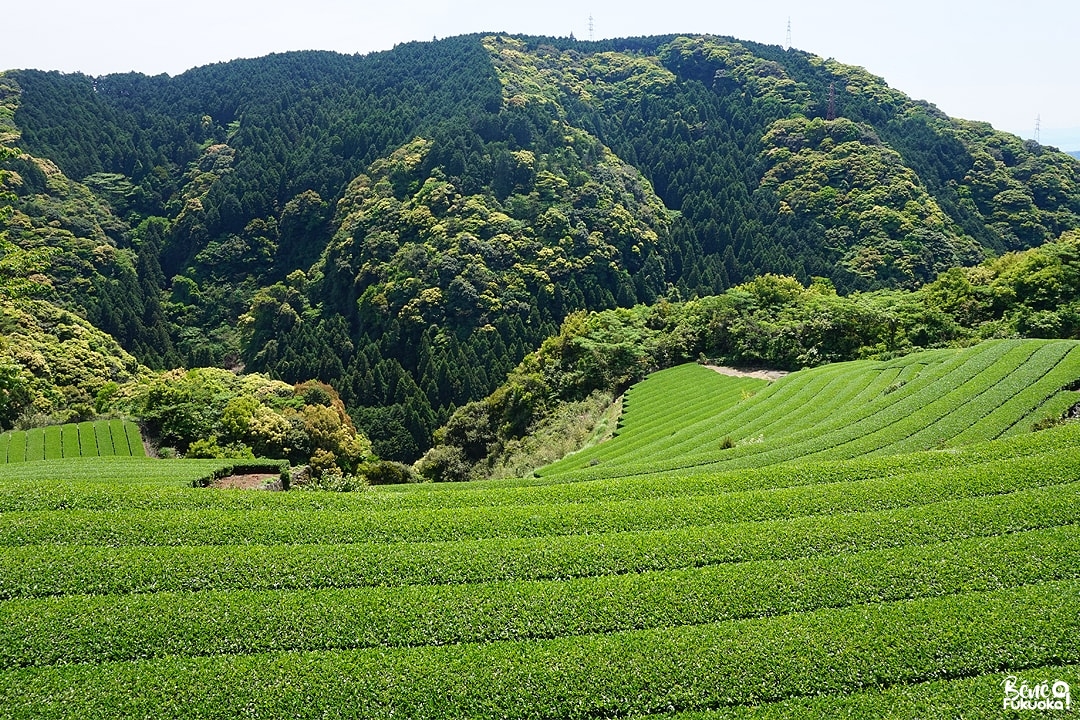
left=209, top=473, right=279, bottom=490
left=705, top=365, right=789, bottom=381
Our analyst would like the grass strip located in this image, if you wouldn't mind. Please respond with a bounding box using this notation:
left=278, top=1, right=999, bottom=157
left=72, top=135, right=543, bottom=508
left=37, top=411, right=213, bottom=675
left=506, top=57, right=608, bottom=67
left=92, top=421, right=114, bottom=456
left=76, top=421, right=97, bottom=456
left=107, top=420, right=131, bottom=457
left=60, top=425, right=80, bottom=458
left=24, top=428, right=45, bottom=462
left=126, top=421, right=146, bottom=457
left=6, top=431, right=25, bottom=463
left=42, top=427, right=62, bottom=461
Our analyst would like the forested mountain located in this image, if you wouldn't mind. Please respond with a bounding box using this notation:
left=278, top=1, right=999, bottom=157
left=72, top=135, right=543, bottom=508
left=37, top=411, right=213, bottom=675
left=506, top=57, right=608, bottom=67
left=2, top=33, right=1079, bottom=459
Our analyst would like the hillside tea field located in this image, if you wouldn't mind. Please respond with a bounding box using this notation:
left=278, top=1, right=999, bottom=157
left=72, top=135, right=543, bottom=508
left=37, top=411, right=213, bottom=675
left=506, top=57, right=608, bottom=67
left=0, top=420, right=145, bottom=463
left=539, top=338, right=1080, bottom=480
left=0, top=340, right=1078, bottom=718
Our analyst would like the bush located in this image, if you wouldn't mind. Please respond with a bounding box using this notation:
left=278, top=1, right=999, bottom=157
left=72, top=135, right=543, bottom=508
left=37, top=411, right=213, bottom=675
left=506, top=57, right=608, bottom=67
left=13, top=409, right=56, bottom=431
left=297, top=381, right=336, bottom=408
left=416, top=444, right=470, bottom=482
left=359, top=460, right=419, bottom=485
left=119, top=368, right=372, bottom=474
left=308, top=448, right=339, bottom=478
left=186, top=438, right=256, bottom=460
left=436, top=401, right=497, bottom=460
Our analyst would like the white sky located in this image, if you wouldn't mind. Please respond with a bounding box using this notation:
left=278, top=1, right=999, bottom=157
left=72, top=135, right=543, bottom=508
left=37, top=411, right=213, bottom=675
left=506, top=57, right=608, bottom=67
left=5, top=0, right=1079, bottom=148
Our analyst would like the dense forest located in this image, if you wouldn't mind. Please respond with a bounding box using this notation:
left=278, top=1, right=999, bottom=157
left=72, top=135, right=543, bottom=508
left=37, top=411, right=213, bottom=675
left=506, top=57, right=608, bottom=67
left=2, top=33, right=1079, bottom=462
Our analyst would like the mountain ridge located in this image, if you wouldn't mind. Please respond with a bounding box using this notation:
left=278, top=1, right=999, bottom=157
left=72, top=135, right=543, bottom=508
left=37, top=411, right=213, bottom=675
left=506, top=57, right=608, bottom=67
left=3, top=33, right=1080, bottom=460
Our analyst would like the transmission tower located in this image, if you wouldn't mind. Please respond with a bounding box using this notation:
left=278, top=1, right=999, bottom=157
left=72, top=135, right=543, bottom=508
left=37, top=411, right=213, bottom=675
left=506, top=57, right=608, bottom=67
left=588, top=14, right=595, bottom=41
left=1035, top=114, right=1041, bottom=144
left=786, top=17, right=792, bottom=50
left=827, top=82, right=836, bottom=121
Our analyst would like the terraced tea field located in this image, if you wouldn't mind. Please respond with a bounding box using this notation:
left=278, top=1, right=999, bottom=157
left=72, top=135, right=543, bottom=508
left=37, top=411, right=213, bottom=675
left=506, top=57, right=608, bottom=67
left=0, top=420, right=145, bottom=463
left=540, top=338, right=1080, bottom=479
left=0, top=339, right=1078, bottom=718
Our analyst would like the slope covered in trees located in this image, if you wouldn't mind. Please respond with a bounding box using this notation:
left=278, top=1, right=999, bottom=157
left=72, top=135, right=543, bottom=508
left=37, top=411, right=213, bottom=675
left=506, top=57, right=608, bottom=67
left=4, top=33, right=1080, bottom=459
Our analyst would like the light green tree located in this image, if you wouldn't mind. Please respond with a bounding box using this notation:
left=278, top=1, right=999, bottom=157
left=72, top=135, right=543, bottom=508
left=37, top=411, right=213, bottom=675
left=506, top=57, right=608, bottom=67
left=0, top=146, right=59, bottom=426
left=0, top=146, right=55, bottom=299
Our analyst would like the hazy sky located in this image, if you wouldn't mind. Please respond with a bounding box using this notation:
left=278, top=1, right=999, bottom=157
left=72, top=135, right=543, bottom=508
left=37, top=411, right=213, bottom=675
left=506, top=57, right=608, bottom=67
left=5, top=0, right=1079, bottom=148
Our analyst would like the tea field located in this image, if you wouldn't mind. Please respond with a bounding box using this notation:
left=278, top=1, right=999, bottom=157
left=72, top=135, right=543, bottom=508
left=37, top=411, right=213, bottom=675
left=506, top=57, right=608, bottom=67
left=0, top=420, right=145, bottom=463
left=539, top=338, right=1080, bottom=479
left=0, top=339, right=1078, bottom=718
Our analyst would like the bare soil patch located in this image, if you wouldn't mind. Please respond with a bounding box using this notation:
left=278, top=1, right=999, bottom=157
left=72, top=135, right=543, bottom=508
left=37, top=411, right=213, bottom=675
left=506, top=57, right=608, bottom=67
left=210, top=473, right=280, bottom=490
left=705, top=365, right=789, bottom=381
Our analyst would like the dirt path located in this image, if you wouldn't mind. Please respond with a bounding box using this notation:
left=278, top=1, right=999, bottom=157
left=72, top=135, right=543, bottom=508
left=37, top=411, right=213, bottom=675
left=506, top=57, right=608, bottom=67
left=705, top=365, right=789, bottom=381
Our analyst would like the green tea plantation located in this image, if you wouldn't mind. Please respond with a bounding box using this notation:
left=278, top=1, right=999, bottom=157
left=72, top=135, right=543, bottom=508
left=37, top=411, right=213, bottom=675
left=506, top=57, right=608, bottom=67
left=0, top=339, right=1077, bottom=718
left=0, top=420, right=145, bottom=463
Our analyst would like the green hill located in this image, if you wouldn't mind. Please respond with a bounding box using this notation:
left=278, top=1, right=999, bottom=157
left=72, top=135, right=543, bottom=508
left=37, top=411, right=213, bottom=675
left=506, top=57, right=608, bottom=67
left=540, top=338, right=1080, bottom=479
left=424, top=236, right=1080, bottom=482
left=0, top=350, right=1077, bottom=716
left=3, top=31, right=1080, bottom=718
left=0, top=296, right=148, bottom=428
left=5, top=34, right=1080, bottom=459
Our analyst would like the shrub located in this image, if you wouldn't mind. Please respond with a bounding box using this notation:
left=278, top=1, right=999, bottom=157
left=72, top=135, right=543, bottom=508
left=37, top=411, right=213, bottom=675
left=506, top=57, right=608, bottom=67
left=359, top=460, right=419, bottom=485
left=297, top=381, right=336, bottom=408
left=308, top=448, right=339, bottom=478
left=119, top=368, right=372, bottom=474
left=416, top=444, right=470, bottom=482
left=186, top=438, right=255, bottom=460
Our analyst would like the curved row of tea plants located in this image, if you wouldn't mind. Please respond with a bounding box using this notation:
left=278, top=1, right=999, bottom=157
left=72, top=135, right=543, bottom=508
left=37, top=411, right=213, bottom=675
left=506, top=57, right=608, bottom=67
left=4, top=480, right=1078, bottom=601
left=542, top=339, right=1080, bottom=479
left=2, top=340, right=1079, bottom=717
left=3, top=524, right=1077, bottom=668
left=1, top=580, right=1076, bottom=718
left=4, top=446, right=1079, bottom=548
left=661, top=663, right=1079, bottom=719
left=1, top=418, right=1073, bottom=512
